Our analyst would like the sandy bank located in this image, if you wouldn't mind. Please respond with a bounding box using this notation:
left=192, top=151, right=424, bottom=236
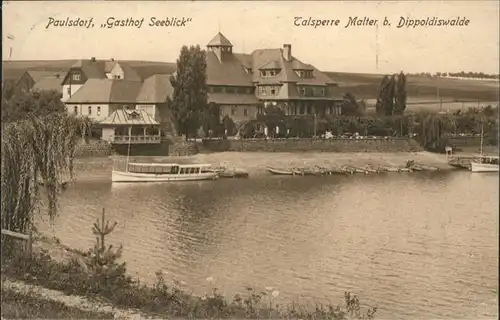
left=75, top=151, right=453, bottom=176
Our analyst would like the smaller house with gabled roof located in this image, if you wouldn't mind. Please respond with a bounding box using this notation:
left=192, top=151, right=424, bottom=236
left=65, top=78, right=143, bottom=121
left=100, top=109, right=161, bottom=145
left=61, top=58, right=110, bottom=102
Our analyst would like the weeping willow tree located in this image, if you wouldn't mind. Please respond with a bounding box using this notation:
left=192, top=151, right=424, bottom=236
left=1, top=89, right=92, bottom=257
left=1, top=114, right=91, bottom=236
left=413, top=112, right=456, bottom=150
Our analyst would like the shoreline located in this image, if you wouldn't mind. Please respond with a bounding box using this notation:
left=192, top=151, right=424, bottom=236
left=74, top=151, right=455, bottom=175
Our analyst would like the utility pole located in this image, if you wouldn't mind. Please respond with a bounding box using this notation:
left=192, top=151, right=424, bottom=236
left=313, top=112, right=317, bottom=137
left=6, top=34, right=15, bottom=60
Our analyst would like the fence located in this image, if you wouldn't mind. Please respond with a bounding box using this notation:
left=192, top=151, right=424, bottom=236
left=1, top=228, right=33, bottom=256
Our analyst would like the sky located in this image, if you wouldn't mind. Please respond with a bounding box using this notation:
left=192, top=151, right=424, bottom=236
left=2, top=1, right=499, bottom=74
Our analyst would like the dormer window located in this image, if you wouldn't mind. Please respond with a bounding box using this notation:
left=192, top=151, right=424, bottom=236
left=126, top=109, right=140, bottom=119
left=261, top=69, right=280, bottom=77
left=301, top=88, right=306, bottom=95
left=72, top=73, right=81, bottom=81
left=295, top=70, right=313, bottom=78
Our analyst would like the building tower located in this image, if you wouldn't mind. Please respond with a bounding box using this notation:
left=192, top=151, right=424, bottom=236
left=206, top=32, right=233, bottom=63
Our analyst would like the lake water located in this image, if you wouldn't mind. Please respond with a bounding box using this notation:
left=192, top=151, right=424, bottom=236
left=36, top=169, right=498, bottom=319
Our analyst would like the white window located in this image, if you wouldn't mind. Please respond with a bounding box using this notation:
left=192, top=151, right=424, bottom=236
left=73, top=106, right=78, bottom=114
left=243, top=109, right=248, bottom=116
left=88, top=106, right=92, bottom=115
left=321, top=88, right=325, bottom=96
left=301, top=88, right=306, bottom=95
left=97, top=106, right=101, bottom=116
left=231, top=106, right=236, bottom=116
left=72, top=73, right=81, bottom=81
left=271, top=88, right=276, bottom=95
left=259, top=86, right=266, bottom=96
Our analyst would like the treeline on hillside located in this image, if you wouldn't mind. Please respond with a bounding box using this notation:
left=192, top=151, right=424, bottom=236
left=407, top=71, right=499, bottom=79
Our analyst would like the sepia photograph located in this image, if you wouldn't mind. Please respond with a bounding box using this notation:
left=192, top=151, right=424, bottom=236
left=1, top=1, right=499, bottom=319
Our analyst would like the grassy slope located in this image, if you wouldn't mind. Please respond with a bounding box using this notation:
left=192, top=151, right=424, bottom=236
left=1, top=287, right=113, bottom=319
left=325, top=71, right=499, bottom=102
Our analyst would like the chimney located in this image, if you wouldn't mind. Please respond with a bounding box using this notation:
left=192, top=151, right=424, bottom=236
left=283, top=44, right=291, bottom=61
left=90, top=57, right=96, bottom=62
left=111, top=58, right=115, bottom=62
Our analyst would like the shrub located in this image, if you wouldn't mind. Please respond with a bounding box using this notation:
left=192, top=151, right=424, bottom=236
left=1, top=209, right=377, bottom=319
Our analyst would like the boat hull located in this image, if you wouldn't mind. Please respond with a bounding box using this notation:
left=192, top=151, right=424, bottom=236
left=111, top=170, right=218, bottom=182
left=267, top=167, right=294, bottom=175
left=470, top=162, right=499, bottom=173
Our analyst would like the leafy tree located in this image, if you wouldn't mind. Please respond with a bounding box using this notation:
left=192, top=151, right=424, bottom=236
left=169, top=45, right=208, bottom=140
left=376, top=73, right=407, bottom=116
left=201, top=102, right=221, bottom=137
left=413, top=112, right=456, bottom=150
left=375, top=75, right=393, bottom=115
left=2, top=90, right=66, bottom=123
left=393, top=72, right=407, bottom=115
left=222, top=115, right=236, bottom=136
left=1, top=90, right=91, bottom=255
left=256, top=104, right=289, bottom=137
left=341, top=93, right=363, bottom=116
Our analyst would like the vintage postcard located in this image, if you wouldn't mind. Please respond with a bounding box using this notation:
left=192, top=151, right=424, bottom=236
left=2, top=1, right=498, bottom=319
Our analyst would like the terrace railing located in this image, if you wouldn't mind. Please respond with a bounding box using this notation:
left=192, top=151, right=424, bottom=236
left=112, top=135, right=161, bottom=144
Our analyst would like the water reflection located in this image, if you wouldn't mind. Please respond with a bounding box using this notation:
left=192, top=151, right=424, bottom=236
left=36, top=171, right=498, bottom=319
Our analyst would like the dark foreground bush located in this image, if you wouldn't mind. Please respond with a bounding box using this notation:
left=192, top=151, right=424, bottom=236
left=1, top=212, right=377, bottom=319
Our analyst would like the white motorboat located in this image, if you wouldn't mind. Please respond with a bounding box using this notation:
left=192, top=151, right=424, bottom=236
left=111, top=132, right=218, bottom=183
left=112, top=163, right=218, bottom=182
left=470, top=156, right=499, bottom=173
left=470, top=123, right=499, bottom=173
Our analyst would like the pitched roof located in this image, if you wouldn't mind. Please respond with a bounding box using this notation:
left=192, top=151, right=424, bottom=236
left=249, top=48, right=336, bottom=86
left=208, top=93, right=259, bottom=105
left=2, top=68, right=26, bottom=81
left=100, top=109, right=159, bottom=125
left=27, top=70, right=64, bottom=83
left=291, top=60, right=314, bottom=70
left=259, top=60, right=281, bottom=70
left=32, top=77, right=63, bottom=93
left=110, top=62, right=141, bottom=81
left=129, top=63, right=177, bottom=81
left=207, top=32, right=233, bottom=47
left=206, top=51, right=253, bottom=86
left=136, top=74, right=173, bottom=103
left=71, top=59, right=107, bottom=78
left=65, top=79, right=143, bottom=103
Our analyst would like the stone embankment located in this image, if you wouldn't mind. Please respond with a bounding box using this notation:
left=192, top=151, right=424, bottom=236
left=74, top=139, right=111, bottom=158
left=75, top=137, right=199, bottom=158
left=202, top=137, right=422, bottom=153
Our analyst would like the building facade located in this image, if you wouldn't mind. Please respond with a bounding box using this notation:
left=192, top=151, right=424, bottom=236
left=204, top=32, right=343, bottom=123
